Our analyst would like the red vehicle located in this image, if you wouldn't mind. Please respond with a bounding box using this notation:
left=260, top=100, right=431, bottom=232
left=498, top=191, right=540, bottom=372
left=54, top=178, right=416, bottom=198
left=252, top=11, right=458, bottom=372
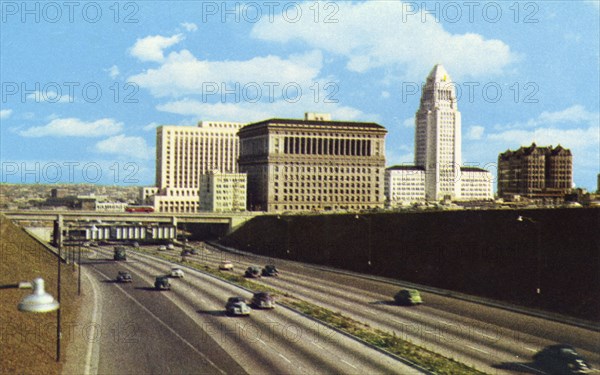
left=126, top=206, right=154, bottom=213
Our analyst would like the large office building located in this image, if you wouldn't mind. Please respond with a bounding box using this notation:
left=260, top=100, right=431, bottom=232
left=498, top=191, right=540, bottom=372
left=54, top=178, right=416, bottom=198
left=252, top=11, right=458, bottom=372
left=199, top=172, right=247, bottom=212
left=498, top=143, right=572, bottom=200
left=145, top=121, right=244, bottom=213
left=238, top=113, right=387, bottom=212
left=385, top=65, right=493, bottom=207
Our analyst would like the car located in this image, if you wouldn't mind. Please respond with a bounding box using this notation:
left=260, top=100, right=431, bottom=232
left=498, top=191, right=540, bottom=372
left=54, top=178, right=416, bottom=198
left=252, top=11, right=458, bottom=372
left=219, top=261, right=234, bottom=271
left=250, top=292, right=275, bottom=309
left=167, top=243, right=175, bottom=250
left=244, top=266, right=261, bottom=278
left=533, top=344, right=593, bottom=374
left=158, top=245, right=167, bottom=251
left=394, top=289, right=423, bottom=305
left=154, top=276, right=171, bottom=290
left=170, top=268, right=184, bottom=278
left=113, top=246, right=127, bottom=261
left=189, top=248, right=199, bottom=255
left=88, top=241, right=99, bottom=247
left=116, top=271, right=132, bottom=283
left=261, top=264, right=279, bottom=277
left=131, top=241, right=140, bottom=248
left=225, top=297, right=251, bottom=316
left=83, top=241, right=92, bottom=247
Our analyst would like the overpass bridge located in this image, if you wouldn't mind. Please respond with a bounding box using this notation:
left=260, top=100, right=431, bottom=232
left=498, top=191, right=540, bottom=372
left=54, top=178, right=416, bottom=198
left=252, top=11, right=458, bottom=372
left=1, top=210, right=262, bottom=241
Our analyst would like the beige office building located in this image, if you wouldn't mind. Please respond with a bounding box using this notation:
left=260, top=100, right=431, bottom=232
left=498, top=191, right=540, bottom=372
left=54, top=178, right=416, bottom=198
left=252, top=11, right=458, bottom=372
left=199, top=172, right=247, bottom=212
left=238, top=113, right=387, bottom=212
left=147, top=121, right=244, bottom=213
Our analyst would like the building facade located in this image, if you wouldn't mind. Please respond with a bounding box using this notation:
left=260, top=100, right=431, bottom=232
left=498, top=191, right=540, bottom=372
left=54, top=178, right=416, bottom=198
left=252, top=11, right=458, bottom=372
left=199, top=172, right=247, bottom=212
left=146, top=121, right=244, bottom=213
left=384, top=166, right=425, bottom=207
left=498, top=143, right=572, bottom=200
left=415, top=64, right=463, bottom=200
left=238, top=113, right=387, bottom=212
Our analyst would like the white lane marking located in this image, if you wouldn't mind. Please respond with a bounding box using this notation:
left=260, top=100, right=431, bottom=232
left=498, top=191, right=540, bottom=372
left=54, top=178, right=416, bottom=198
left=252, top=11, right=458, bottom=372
left=91, top=268, right=227, bottom=375
left=278, top=353, right=292, bottom=363
left=518, top=363, right=547, bottom=374
left=340, top=359, right=357, bottom=369
left=465, top=345, right=490, bottom=355
left=257, top=338, right=267, bottom=346
left=525, top=347, right=538, bottom=352
left=391, top=318, right=404, bottom=324
left=83, top=270, right=101, bottom=375
left=311, top=341, right=325, bottom=350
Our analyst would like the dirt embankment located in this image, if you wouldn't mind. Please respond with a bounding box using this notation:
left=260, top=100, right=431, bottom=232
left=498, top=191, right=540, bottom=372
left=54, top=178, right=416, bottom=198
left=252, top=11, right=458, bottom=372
left=1, top=214, right=81, bottom=374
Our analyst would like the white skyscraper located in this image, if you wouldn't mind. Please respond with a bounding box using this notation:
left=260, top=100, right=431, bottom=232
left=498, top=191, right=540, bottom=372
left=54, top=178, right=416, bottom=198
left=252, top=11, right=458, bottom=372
left=415, top=64, right=462, bottom=200
left=385, top=64, right=492, bottom=207
left=143, top=121, right=245, bottom=213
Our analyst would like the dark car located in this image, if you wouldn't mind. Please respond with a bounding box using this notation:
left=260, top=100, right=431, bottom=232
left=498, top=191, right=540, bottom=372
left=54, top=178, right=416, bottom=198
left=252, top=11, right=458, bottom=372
left=116, top=271, right=132, bottom=283
left=244, top=266, right=261, bottom=278
left=250, top=292, right=275, bottom=309
left=261, top=265, right=279, bottom=277
left=394, top=289, right=423, bottom=305
left=154, top=276, right=171, bottom=290
left=113, top=246, right=127, bottom=261
left=225, top=296, right=251, bottom=316
left=533, top=344, right=592, bottom=374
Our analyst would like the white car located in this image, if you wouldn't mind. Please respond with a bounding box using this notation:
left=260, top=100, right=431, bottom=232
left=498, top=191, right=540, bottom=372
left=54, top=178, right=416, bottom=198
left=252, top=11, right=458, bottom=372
left=167, top=243, right=175, bottom=250
left=170, top=268, right=184, bottom=278
left=158, top=245, right=167, bottom=251
left=219, top=261, right=234, bottom=271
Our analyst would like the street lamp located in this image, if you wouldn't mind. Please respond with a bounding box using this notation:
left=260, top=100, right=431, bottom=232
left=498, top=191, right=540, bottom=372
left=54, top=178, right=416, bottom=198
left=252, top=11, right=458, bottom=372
left=517, top=215, right=542, bottom=296
left=0, top=277, right=60, bottom=313
left=0, top=277, right=59, bottom=361
left=355, top=215, right=372, bottom=267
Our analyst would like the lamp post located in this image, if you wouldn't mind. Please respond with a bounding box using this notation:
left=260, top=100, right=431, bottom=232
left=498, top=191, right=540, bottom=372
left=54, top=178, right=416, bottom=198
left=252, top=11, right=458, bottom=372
left=517, top=215, right=542, bottom=297
left=56, top=219, right=63, bottom=363
left=355, top=215, right=372, bottom=267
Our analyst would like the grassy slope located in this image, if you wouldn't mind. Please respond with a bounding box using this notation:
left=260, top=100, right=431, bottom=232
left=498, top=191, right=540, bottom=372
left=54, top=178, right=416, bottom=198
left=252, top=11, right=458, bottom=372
left=0, top=214, right=80, bottom=374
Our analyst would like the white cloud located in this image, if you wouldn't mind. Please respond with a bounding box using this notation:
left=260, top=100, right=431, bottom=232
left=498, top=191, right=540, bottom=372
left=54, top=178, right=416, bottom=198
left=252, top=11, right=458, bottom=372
left=0, top=109, right=12, bottom=119
left=251, top=1, right=517, bottom=79
left=381, top=91, right=390, bottom=99
left=128, top=49, right=323, bottom=98
left=156, top=97, right=366, bottom=124
left=143, top=122, right=161, bottom=131
left=95, top=134, right=154, bottom=160
left=494, top=105, right=599, bottom=130
left=402, top=116, right=415, bottom=128
left=129, top=34, right=184, bottom=62
left=26, top=91, right=73, bottom=103
left=488, top=126, right=599, bottom=150
left=106, top=65, right=120, bottom=79
left=19, top=118, right=123, bottom=137
left=467, top=125, right=485, bottom=140
left=180, top=22, right=198, bottom=32
left=585, top=0, right=599, bottom=9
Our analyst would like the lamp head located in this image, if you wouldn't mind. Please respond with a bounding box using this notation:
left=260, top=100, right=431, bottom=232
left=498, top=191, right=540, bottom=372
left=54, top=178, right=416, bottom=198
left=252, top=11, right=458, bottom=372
left=18, top=278, right=59, bottom=313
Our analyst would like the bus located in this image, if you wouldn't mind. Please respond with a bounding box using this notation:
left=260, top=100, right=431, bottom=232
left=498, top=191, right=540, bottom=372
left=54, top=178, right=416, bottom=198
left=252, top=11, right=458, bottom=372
left=125, top=205, right=155, bottom=213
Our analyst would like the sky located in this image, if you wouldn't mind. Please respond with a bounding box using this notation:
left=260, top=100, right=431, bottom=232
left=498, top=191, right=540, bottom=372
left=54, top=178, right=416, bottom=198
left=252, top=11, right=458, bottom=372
left=1, top=0, right=599, bottom=191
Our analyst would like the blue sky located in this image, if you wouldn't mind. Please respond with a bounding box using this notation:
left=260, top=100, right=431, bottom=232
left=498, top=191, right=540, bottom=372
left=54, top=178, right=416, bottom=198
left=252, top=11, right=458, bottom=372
left=1, top=1, right=599, bottom=190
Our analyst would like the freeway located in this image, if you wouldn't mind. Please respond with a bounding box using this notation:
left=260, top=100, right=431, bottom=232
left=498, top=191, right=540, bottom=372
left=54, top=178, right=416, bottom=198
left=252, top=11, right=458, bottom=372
left=152, top=241, right=600, bottom=375
left=82, top=246, right=423, bottom=374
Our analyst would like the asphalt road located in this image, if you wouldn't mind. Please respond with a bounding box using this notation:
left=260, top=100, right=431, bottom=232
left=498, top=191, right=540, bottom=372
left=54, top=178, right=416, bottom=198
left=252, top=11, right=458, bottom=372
left=82, top=247, right=423, bottom=374
left=167, top=241, right=600, bottom=375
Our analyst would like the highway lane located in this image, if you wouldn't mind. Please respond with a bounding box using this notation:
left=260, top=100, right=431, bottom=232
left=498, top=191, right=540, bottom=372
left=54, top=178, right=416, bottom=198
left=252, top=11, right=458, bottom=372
left=89, top=246, right=424, bottom=374
left=170, top=242, right=600, bottom=375
left=82, top=252, right=246, bottom=375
